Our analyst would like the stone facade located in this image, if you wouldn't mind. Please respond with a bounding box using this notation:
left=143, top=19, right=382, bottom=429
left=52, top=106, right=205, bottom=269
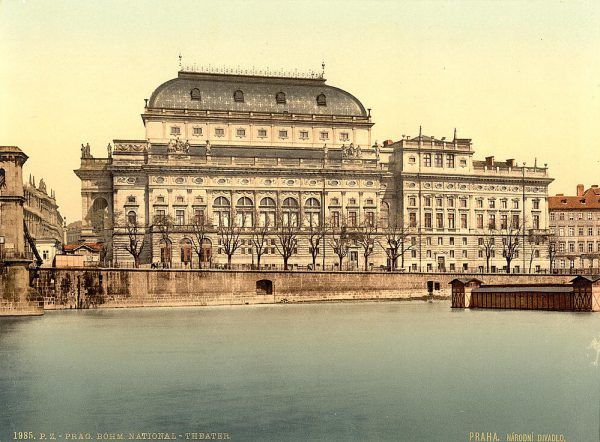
left=23, top=176, right=65, bottom=266
left=548, top=184, right=600, bottom=272
left=76, top=70, right=395, bottom=269
left=390, top=133, right=553, bottom=273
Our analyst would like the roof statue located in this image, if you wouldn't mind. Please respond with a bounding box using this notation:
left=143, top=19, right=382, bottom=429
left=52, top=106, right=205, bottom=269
left=205, top=140, right=211, bottom=155
left=81, top=143, right=92, bottom=159
left=38, top=178, right=47, bottom=194
left=107, top=143, right=112, bottom=158
left=342, top=143, right=361, bottom=159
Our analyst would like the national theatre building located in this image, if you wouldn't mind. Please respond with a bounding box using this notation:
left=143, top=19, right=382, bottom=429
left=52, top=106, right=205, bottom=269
left=75, top=68, right=553, bottom=272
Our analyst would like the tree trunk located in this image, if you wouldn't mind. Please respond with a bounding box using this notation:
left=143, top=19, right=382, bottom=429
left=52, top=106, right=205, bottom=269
left=486, top=256, right=490, bottom=273
left=312, top=254, right=317, bottom=271
left=364, top=255, right=369, bottom=271
left=256, top=254, right=261, bottom=270
left=506, top=258, right=511, bottom=274
left=283, top=256, right=289, bottom=271
left=227, top=254, right=232, bottom=269
left=338, top=256, right=343, bottom=270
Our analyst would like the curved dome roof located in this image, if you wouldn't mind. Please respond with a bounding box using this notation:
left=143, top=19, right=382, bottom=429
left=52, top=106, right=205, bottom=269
left=148, top=71, right=368, bottom=117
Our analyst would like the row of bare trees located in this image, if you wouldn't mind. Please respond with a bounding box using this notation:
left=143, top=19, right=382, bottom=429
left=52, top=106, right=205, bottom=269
left=101, top=210, right=558, bottom=273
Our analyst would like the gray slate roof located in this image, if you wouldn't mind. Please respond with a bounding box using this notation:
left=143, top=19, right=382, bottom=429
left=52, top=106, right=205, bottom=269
left=148, top=72, right=367, bottom=117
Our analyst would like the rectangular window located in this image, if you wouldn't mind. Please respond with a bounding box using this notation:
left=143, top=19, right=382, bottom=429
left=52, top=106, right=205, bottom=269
left=339, top=133, right=349, bottom=141
left=215, top=128, right=225, bottom=137
left=460, top=214, right=468, bottom=229
left=279, top=130, right=288, bottom=139
left=476, top=199, right=483, bottom=208
left=366, top=212, right=375, bottom=227
left=258, top=129, right=267, bottom=138
left=533, top=215, right=540, bottom=230
left=425, top=212, right=432, bottom=229
left=501, top=215, right=508, bottom=230
left=193, top=127, right=202, bottom=136
left=319, top=131, right=329, bottom=140
left=448, top=213, right=455, bottom=229
left=448, top=198, right=454, bottom=208
left=489, top=199, right=496, bottom=209
left=409, top=212, right=417, bottom=227
left=488, top=214, right=496, bottom=230
left=424, top=197, right=431, bottom=207
left=434, top=153, right=443, bottom=167
left=408, top=196, right=416, bottom=206
left=175, top=210, right=185, bottom=225
left=446, top=154, right=455, bottom=168
left=299, top=131, right=309, bottom=140
left=348, top=211, right=357, bottom=227
left=194, top=209, right=204, bottom=225
left=423, top=154, right=432, bottom=167
left=332, top=211, right=340, bottom=227
left=513, top=200, right=519, bottom=209
left=436, top=198, right=443, bottom=207
left=501, top=200, right=507, bottom=209
left=533, top=200, right=540, bottom=209
left=477, top=214, right=484, bottom=229
left=512, top=214, right=520, bottom=228
left=436, top=212, right=443, bottom=229
left=236, top=128, right=246, bottom=137
left=170, top=126, right=181, bottom=136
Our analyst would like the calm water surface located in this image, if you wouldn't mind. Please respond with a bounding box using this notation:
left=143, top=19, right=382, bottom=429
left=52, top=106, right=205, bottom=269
left=0, top=302, right=599, bottom=442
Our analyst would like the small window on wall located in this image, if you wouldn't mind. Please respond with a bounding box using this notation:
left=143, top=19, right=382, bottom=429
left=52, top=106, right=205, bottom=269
left=257, top=129, right=267, bottom=138
left=275, top=92, right=286, bottom=104
left=340, top=133, right=349, bottom=141
left=299, top=131, right=309, bottom=140
left=156, top=196, right=165, bottom=203
left=320, top=132, right=329, bottom=140
left=316, top=94, right=327, bottom=106
left=236, top=128, right=246, bottom=137
left=170, top=126, right=181, bottom=136
left=279, top=130, right=288, bottom=139
left=215, top=128, right=225, bottom=137
left=127, top=196, right=136, bottom=204
left=193, top=127, right=203, bottom=136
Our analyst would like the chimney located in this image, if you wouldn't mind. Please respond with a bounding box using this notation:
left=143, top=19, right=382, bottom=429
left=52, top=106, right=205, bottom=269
left=485, top=156, right=494, bottom=167
left=576, top=184, right=584, bottom=196
left=506, top=159, right=515, bottom=168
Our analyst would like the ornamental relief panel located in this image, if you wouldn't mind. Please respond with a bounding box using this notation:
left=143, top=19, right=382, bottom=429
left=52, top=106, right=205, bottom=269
left=114, top=143, right=146, bottom=153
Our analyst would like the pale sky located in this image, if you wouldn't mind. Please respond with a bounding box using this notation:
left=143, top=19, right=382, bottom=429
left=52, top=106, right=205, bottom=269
left=1, top=0, right=599, bottom=223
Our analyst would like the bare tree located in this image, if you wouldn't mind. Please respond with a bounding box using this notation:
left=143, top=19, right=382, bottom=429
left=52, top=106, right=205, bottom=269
left=527, top=230, right=547, bottom=273
left=154, top=213, right=174, bottom=268
left=274, top=211, right=299, bottom=271
left=120, top=213, right=146, bottom=268
left=353, top=217, right=379, bottom=271
left=218, top=210, right=242, bottom=269
left=251, top=210, right=271, bottom=270
left=190, top=210, right=211, bottom=269
left=479, top=233, right=495, bottom=273
left=306, top=219, right=327, bottom=271
left=499, top=225, right=521, bottom=274
left=381, top=219, right=416, bottom=271
left=89, top=208, right=119, bottom=267
left=330, top=222, right=350, bottom=271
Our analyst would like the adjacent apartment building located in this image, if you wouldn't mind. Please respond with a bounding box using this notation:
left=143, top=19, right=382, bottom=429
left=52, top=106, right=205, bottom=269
left=548, top=185, right=600, bottom=272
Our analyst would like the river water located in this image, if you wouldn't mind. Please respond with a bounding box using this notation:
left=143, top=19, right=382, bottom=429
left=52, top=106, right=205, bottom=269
left=0, top=302, right=598, bottom=441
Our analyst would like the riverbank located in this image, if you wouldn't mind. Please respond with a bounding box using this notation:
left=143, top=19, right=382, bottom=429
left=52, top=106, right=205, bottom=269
left=32, top=268, right=574, bottom=310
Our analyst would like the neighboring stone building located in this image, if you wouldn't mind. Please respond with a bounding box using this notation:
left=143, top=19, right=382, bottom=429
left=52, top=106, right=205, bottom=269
left=389, top=132, right=553, bottom=273
left=76, top=69, right=395, bottom=269
left=23, top=176, right=65, bottom=266
left=548, top=184, right=600, bottom=272
left=66, top=220, right=83, bottom=244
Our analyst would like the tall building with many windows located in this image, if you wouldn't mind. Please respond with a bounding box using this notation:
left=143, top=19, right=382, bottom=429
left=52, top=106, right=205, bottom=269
left=75, top=69, right=395, bottom=269
left=389, top=133, right=553, bottom=273
left=548, top=184, right=600, bottom=272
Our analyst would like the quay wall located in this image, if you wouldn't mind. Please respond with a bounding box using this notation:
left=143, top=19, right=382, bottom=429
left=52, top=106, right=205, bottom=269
left=31, top=268, right=576, bottom=309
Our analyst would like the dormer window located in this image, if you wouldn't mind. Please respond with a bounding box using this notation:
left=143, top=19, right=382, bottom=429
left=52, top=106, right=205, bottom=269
left=316, top=93, right=327, bottom=106
left=190, top=88, right=201, bottom=100
left=275, top=92, right=286, bottom=104
left=233, top=90, right=244, bottom=102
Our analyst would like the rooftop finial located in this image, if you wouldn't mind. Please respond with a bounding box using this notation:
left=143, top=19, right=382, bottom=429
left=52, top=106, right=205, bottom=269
left=453, top=127, right=457, bottom=141
left=321, top=61, right=325, bottom=78
left=178, top=53, right=183, bottom=70
left=419, top=125, right=422, bottom=139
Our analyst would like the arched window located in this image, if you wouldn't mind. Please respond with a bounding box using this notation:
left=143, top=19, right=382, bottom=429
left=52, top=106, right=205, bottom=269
left=275, top=92, right=286, bottom=104
left=89, top=197, right=109, bottom=234
left=180, top=238, right=193, bottom=266
left=233, top=90, right=244, bottom=102
left=190, top=88, right=201, bottom=100
left=316, top=93, right=327, bottom=106
left=213, top=197, right=231, bottom=227
left=282, top=197, right=299, bottom=227
left=236, top=197, right=254, bottom=227
left=259, top=197, right=276, bottom=227
left=127, top=210, right=137, bottom=225
left=304, top=198, right=321, bottom=227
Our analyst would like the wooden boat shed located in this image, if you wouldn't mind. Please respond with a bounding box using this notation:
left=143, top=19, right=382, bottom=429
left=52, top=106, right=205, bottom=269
left=450, top=276, right=600, bottom=312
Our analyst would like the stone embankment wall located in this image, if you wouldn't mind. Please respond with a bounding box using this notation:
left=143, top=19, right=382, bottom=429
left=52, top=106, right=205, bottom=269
left=31, top=268, right=576, bottom=309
